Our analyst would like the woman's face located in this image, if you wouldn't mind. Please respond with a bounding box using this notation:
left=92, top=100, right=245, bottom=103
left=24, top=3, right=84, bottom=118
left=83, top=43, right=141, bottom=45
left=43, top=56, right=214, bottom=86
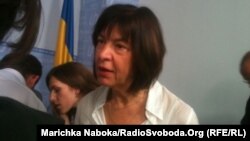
left=94, top=27, right=133, bottom=90
left=49, top=76, right=80, bottom=114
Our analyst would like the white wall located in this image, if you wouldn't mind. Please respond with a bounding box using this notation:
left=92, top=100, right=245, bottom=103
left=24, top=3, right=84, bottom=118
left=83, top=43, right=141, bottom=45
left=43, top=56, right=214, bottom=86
left=140, top=0, right=250, bottom=124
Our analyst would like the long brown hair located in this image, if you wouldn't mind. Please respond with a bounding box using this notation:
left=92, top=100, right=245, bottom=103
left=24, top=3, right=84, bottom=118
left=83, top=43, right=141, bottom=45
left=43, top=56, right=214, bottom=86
left=0, top=0, right=42, bottom=55
left=46, top=62, right=99, bottom=96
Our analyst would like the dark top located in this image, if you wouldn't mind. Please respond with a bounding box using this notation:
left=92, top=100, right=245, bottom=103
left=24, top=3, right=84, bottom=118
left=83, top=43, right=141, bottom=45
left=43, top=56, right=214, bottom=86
left=241, top=96, right=250, bottom=124
left=0, top=96, right=64, bottom=141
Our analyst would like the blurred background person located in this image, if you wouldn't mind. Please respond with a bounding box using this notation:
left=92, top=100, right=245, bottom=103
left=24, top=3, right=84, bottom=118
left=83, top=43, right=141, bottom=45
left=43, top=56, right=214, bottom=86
left=0, top=0, right=41, bottom=55
left=0, top=1, right=64, bottom=140
left=75, top=4, right=198, bottom=125
left=0, top=50, right=46, bottom=112
left=0, top=53, right=43, bottom=101
left=239, top=51, right=250, bottom=124
left=46, top=62, right=99, bottom=124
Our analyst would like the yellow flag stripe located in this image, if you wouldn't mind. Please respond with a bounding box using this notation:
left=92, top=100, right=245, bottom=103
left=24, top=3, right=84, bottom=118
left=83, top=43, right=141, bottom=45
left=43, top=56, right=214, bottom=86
left=54, top=19, right=73, bottom=66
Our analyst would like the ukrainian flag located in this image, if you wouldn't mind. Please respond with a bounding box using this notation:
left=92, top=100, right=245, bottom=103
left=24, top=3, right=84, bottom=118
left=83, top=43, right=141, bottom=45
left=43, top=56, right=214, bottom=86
left=54, top=0, right=74, bottom=66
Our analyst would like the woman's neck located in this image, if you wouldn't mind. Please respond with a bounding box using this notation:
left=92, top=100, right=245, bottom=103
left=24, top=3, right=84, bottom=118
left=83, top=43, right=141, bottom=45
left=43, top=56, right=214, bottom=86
left=107, top=88, right=148, bottom=107
left=104, top=89, right=148, bottom=124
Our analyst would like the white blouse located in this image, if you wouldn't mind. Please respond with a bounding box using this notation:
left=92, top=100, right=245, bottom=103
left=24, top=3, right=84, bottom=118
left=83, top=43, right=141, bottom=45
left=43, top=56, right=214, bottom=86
left=75, top=81, right=199, bottom=124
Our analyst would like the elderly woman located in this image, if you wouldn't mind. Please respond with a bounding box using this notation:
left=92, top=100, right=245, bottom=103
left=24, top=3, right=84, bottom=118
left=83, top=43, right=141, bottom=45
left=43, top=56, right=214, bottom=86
left=75, top=4, right=198, bottom=124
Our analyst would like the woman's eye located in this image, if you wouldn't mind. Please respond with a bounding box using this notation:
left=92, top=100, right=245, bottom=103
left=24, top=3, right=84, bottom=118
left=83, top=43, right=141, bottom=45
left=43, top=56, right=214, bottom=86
left=53, top=88, right=60, bottom=94
left=97, top=37, right=105, bottom=44
left=115, top=44, right=124, bottom=49
left=114, top=42, right=130, bottom=53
